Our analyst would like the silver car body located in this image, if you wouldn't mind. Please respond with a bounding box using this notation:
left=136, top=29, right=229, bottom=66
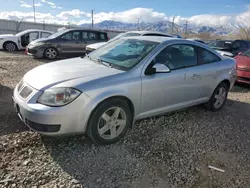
left=13, top=37, right=236, bottom=135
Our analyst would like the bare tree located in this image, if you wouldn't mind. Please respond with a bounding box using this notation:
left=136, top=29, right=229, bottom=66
left=234, top=16, right=250, bottom=40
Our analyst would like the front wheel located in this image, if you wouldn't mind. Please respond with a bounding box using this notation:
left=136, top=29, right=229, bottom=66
left=87, top=99, right=133, bottom=145
left=4, top=42, right=17, bottom=52
left=44, top=47, right=58, bottom=60
left=204, top=82, right=229, bottom=112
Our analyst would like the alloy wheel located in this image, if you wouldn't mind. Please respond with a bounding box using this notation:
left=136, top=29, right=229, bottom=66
left=45, top=48, right=57, bottom=59
left=97, top=107, right=127, bottom=140
left=5, top=43, right=16, bottom=52
left=213, top=87, right=227, bottom=109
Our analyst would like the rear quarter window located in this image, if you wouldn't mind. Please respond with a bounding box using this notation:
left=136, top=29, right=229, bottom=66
left=199, top=47, right=221, bottom=64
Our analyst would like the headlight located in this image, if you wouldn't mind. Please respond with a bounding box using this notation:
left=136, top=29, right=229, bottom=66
left=37, top=88, right=81, bottom=106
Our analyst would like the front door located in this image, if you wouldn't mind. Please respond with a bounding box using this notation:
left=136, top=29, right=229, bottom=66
left=140, top=43, right=202, bottom=117
left=59, top=31, right=83, bottom=53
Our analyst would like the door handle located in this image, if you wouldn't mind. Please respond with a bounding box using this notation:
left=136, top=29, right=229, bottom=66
left=191, top=74, right=201, bottom=80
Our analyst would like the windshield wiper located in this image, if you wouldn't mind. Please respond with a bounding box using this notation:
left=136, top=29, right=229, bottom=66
left=96, top=59, right=114, bottom=68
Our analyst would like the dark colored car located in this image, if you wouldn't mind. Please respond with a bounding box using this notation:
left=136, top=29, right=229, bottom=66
left=209, top=40, right=250, bottom=57
left=235, top=49, right=250, bottom=84
left=27, top=29, right=108, bottom=60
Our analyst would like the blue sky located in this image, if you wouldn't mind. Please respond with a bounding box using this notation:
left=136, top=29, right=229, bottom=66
left=0, top=0, right=250, bottom=26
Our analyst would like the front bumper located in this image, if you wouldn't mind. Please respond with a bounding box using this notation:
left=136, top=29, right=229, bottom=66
left=13, top=83, right=92, bottom=136
left=237, top=69, right=250, bottom=84
left=27, top=46, right=45, bottom=58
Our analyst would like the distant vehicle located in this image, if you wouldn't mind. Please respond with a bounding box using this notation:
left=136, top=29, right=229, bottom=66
left=209, top=40, right=250, bottom=57
left=13, top=36, right=236, bottom=145
left=27, top=29, right=108, bottom=60
left=0, top=29, right=53, bottom=52
left=234, top=49, right=250, bottom=84
left=85, top=31, right=174, bottom=53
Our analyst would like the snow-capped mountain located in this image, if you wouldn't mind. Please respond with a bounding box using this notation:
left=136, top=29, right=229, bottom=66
left=81, top=20, right=239, bottom=35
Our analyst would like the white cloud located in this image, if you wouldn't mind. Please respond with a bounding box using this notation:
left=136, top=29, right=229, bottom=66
left=226, top=5, right=234, bottom=8
left=56, top=9, right=91, bottom=20
left=41, top=0, right=61, bottom=9
left=34, top=3, right=42, bottom=7
left=1, top=7, right=250, bottom=28
left=19, top=1, right=42, bottom=8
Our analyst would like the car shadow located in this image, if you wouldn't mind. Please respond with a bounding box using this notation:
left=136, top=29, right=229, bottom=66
left=0, top=84, right=28, bottom=136
left=41, top=98, right=250, bottom=187
left=230, top=83, right=250, bottom=93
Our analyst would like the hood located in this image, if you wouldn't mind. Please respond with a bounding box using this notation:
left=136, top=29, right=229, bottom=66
left=0, top=34, right=15, bottom=38
left=216, top=50, right=234, bottom=57
left=86, top=42, right=107, bottom=50
left=235, top=55, right=250, bottom=68
left=29, top=38, right=49, bottom=45
left=23, top=57, right=123, bottom=90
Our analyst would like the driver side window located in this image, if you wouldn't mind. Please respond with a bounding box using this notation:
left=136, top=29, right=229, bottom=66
left=153, top=44, right=197, bottom=70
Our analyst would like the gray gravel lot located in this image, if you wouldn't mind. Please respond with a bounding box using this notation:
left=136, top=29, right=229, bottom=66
left=0, top=51, right=250, bottom=188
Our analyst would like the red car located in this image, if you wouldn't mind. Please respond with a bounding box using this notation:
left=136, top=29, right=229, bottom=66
left=235, top=49, right=250, bottom=84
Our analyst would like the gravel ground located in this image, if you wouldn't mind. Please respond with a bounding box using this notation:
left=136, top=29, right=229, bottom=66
left=0, top=51, right=250, bottom=188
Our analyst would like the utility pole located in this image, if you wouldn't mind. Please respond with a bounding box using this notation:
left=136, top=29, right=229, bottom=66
left=137, top=18, right=140, bottom=30
left=171, top=16, right=175, bottom=34
left=91, top=10, right=94, bottom=29
left=184, top=20, right=188, bottom=38
left=33, top=0, right=36, bottom=23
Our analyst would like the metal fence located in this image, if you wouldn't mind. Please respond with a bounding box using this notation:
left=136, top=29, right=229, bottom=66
left=0, top=19, right=121, bottom=38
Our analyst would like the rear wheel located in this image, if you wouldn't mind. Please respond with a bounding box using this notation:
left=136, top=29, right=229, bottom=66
left=204, top=82, right=229, bottom=112
left=87, top=98, right=132, bottom=145
left=4, top=42, right=17, bottom=52
left=44, top=47, right=58, bottom=60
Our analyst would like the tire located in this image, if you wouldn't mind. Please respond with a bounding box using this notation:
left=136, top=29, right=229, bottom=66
left=44, top=47, right=58, bottom=60
left=4, top=42, right=17, bottom=52
left=204, top=82, right=229, bottom=112
left=87, top=98, right=133, bottom=145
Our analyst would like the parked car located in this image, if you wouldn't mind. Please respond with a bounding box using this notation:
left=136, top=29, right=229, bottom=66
left=209, top=40, right=250, bottom=57
left=27, top=29, right=108, bottom=60
left=234, top=49, right=250, bottom=84
left=0, top=29, right=53, bottom=52
left=85, top=31, right=174, bottom=53
left=13, top=36, right=236, bottom=145
left=188, top=38, right=205, bottom=44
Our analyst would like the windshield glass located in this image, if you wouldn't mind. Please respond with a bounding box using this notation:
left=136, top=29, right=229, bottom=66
left=241, top=49, right=250, bottom=57
left=47, top=30, right=67, bottom=39
left=208, top=41, right=232, bottom=48
left=88, top=38, right=159, bottom=71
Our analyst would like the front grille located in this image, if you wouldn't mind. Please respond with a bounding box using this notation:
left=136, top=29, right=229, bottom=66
left=19, top=86, right=33, bottom=99
left=26, top=119, right=61, bottom=132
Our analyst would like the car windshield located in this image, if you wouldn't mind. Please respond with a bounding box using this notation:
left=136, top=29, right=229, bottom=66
left=87, top=38, right=159, bottom=71
left=241, top=49, right=250, bottom=57
left=208, top=41, right=232, bottom=48
left=47, top=30, right=67, bottom=39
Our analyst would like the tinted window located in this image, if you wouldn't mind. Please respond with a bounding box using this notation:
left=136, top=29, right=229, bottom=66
left=61, top=31, right=81, bottom=41
left=41, top=32, right=51, bottom=38
left=232, top=41, right=241, bottom=49
left=154, top=44, right=197, bottom=70
left=99, top=33, right=107, bottom=40
left=143, top=33, right=171, bottom=37
left=200, top=48, right=221, bottom=64
left=208, top=40, right=232, bottom=48
left=88, top=32, right=98, bottom=40
left=29, top=32, right=39, bottom=41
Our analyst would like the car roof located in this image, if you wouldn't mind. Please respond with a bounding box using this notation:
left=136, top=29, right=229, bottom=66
left=65, top=28, right=107, bottom=33
left=23, top=29, right=54, bottom=33
left=126, top=30, right=172, bottom=36
left=123, top=36, right=181, bottom=43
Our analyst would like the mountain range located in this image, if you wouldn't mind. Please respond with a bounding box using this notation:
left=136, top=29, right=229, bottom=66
left=81, top=20, right=240, bottom=36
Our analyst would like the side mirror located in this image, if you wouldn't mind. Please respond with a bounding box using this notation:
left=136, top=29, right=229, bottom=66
left=153, top=63, right=170, bottom=73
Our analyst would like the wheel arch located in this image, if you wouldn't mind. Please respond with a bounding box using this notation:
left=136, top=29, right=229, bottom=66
left=3, top=41, right=18, bottom=50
